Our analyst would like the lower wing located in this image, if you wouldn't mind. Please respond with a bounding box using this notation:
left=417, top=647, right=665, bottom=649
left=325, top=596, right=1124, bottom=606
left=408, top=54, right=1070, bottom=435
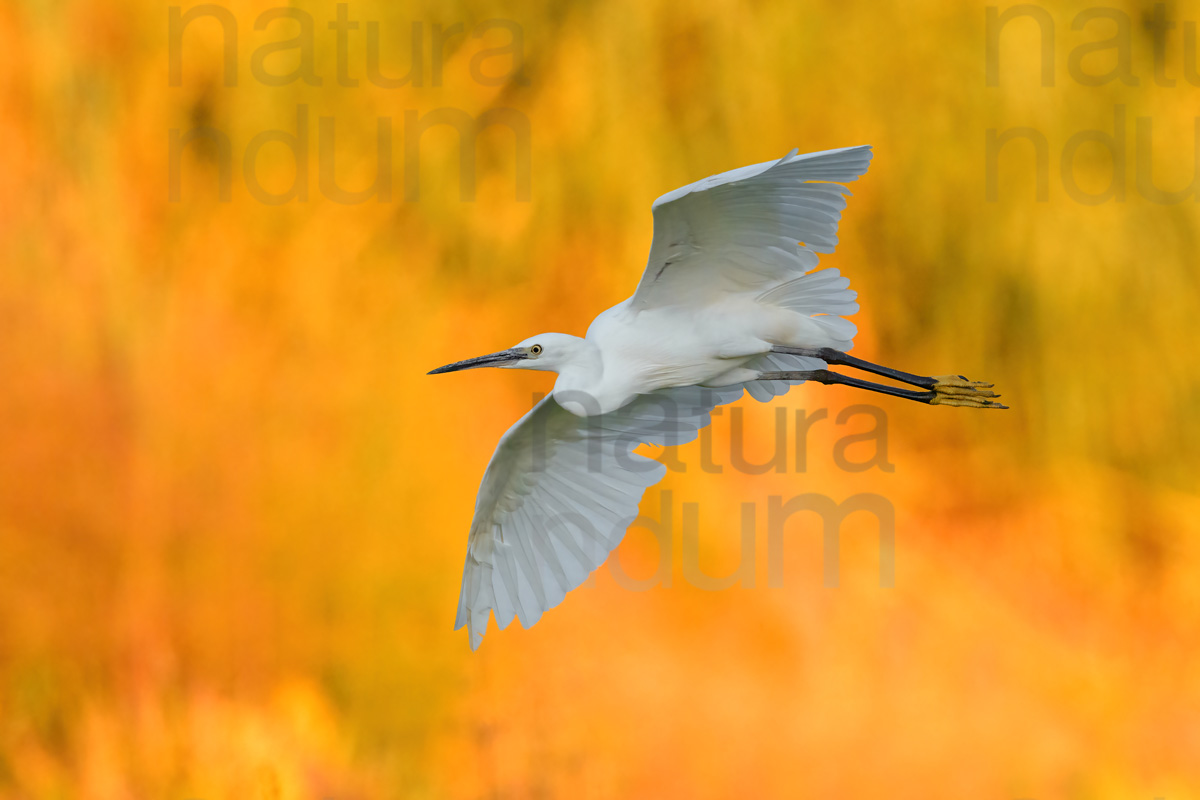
left=455, top=384, right=742, bottom=649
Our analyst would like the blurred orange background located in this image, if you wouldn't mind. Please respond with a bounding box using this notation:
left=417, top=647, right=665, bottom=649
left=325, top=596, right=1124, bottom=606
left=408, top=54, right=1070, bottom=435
left=2, top=0, right=1199, bottom=797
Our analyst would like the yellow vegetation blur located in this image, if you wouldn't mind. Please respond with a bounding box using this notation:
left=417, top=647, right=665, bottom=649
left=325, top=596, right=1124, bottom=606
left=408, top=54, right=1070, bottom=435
left=1, top=0, right=1198, bottom=797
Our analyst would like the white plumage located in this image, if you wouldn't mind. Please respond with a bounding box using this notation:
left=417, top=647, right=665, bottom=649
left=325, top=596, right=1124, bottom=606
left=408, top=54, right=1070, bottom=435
left=454, top=384, right=744, bottom=649
left=429, top=144, right=1003, bottom=649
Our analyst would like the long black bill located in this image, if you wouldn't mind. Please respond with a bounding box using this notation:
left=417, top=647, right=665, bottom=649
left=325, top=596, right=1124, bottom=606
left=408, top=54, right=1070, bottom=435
left=427, top=348, right=526, bottom=375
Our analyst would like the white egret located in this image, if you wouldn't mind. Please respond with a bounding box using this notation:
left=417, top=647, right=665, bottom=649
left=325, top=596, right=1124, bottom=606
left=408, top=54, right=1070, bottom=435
left=429, top=145, right=1004, bottom=649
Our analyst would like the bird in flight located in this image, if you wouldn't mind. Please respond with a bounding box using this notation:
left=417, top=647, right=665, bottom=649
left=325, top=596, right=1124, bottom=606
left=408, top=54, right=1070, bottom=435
left=429, top=145, right=1005, bottom=649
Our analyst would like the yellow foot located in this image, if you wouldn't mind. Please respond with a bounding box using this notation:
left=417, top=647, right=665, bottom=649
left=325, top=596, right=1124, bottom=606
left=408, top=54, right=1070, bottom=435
left=929, top=375, right=1008, bottom=409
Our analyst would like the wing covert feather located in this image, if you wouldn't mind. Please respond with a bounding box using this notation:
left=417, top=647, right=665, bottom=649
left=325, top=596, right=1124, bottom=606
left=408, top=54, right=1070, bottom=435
left=634, top=145, right=873, bottom=309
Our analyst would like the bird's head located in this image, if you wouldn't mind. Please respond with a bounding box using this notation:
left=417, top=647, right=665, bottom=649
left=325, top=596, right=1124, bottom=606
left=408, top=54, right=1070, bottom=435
left=427, top=333, right=585, bottom=375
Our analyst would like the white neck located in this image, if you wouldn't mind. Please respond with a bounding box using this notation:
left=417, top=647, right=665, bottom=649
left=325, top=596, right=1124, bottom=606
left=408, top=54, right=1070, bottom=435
left=550, top=338, right=608, bottom=416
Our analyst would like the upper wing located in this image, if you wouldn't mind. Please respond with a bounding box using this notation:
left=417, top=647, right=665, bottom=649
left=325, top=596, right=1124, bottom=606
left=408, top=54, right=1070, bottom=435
left=632, top=145, right=873, bottom=310
left=455, top=384, right=743, bottom=649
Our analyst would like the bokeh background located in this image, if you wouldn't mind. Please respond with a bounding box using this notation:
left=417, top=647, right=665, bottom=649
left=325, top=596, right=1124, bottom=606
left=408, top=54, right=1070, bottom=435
left=2, top=0, right=1199, bottom=797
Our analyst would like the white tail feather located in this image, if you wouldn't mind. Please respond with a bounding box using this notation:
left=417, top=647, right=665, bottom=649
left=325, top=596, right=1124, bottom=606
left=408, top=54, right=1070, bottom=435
left=744, top=267, right=860, bottom=400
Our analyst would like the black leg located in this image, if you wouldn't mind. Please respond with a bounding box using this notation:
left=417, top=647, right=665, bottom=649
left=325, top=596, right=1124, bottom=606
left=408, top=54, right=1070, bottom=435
left=758, top=368, right=1008, bottom=409
left=758, top=369, right=933, bottom=402
left=771, top=346, right=953, bottom=388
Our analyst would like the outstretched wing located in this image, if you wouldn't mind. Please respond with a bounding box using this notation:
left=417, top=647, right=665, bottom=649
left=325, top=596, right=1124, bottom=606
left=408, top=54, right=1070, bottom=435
left=456, top=385, right=743, bottom=649
left=633, top=145, right=873, bottom=310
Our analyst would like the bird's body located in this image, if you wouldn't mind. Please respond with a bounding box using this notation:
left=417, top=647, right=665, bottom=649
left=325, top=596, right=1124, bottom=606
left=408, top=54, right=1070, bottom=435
left=551, top=289, right=847, bottom=416
left=429, top=145, right=1004, bottom=649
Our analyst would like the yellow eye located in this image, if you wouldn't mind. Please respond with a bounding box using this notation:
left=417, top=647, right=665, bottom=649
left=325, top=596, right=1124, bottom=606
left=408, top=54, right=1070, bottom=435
left=530, top=344, right=543, bottom=355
